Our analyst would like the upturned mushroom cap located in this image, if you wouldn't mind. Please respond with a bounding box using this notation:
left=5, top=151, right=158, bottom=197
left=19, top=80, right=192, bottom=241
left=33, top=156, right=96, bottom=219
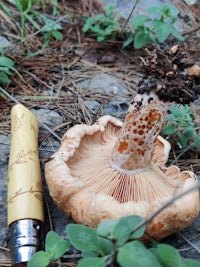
left=45, top=93, right=199, bottom=240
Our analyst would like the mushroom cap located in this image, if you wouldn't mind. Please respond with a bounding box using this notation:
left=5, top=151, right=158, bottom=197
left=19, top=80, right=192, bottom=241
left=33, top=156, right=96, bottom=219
left=45, top=115, right=199, bottom=240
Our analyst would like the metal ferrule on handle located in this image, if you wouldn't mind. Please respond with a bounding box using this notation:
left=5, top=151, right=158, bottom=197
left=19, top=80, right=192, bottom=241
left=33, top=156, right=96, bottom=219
left=9, top=219, right=43, bottom=266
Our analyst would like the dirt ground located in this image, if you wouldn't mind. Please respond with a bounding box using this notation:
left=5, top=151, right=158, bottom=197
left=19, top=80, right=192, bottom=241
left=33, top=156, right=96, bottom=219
left=0, top=0, right=200, bottom=266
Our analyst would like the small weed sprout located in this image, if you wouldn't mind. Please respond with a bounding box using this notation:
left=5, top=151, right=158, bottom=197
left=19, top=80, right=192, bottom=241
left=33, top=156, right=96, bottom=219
left=14, top=0, right=63, bottom=53
left=162, top=104, right=200, bottom=149
left=82, top=4, right=121, bottom=42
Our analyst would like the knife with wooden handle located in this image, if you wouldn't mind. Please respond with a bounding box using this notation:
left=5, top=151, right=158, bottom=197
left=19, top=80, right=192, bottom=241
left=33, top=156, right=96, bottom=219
left=7, top=104, right=44, bottom=266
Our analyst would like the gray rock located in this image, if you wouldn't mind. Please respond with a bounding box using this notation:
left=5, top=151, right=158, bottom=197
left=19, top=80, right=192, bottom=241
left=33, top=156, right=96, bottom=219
left=31, top=108, right=63, bottom=126
left=84, top=100, right=100, bottom=111
left=78, top=73, right=129, bottom=97
left=0, top=133, right=10, bottom=164
left=0, top=163, right=9, bottom=246
left=0, top=36, right=12, bottom=48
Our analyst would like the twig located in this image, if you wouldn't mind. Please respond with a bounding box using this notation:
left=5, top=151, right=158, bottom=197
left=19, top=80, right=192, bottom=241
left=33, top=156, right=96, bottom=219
left=177, top=232, right=200, bottom=254
left=120, top=0, right=140, bottom=36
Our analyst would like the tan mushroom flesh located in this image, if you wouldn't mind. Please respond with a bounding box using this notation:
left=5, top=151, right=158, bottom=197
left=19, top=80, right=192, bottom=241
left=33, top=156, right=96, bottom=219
left=45, top=92, right=199, bottom=240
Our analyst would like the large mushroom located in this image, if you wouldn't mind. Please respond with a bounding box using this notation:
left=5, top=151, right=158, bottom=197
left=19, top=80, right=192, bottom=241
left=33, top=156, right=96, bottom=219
left=45, top=47, right=199, bottom=240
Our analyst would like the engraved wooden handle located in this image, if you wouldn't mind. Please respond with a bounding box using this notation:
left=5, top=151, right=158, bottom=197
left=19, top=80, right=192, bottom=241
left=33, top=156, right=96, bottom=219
left=7, top=104, right=44, bottom=226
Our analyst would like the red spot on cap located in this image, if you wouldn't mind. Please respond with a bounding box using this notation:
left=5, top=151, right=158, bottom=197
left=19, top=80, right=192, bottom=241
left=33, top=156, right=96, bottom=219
left=118, top=141, right=128, bottom=153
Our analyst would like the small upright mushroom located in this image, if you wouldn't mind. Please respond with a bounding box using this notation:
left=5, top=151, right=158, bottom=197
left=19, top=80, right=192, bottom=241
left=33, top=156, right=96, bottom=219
left=45, top=47, right=199, bottom=240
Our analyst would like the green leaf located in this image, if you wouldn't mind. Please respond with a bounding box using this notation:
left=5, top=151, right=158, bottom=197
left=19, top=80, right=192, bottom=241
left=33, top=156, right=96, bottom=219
left=25, top=13, right=41, bottom=30
left=0, top=47, right=5, bottom=54
left=52, top=30, right=63, bottom=40
left=120, top=215, right=145, bottom=239
left=82, top=250, right=99, bottom=258
left=0, top=2, right=14, bottom=19
left=97, top=35, right=106, bottom=42
left=97, top=219, right=118, bottom=238
left=130, top=15, right=150, bottom=27
left=170, top=26, right=185, bottom=41
left=182, top=259, right=200, bottom=267
left=123, top=35, right=134, bottom=48
left=77, top=257, right=106, bottom=267
left=45, top=231, right=70, bottom=259
left=53, top=240, right=70, bottom=259
left=162, top=125, right=176, bottom=135
left=163, top=4, right=179, bottom=22
left=117, top=240, right=162, bottom=267
left=0, top=71, right=10, bottom=84
left=134, top=31, right=152, bottom=49
left=147, top=6, right=163, bottom=15
left=45, top=231, right=62, bottom=251
left=0, top=56, right=14, bottom=68
left=168, top=105, right=183, bottom=117
left=0, top=67, right=13, bottom=74
left=105, top=4, right=116, bottom=16
left=98, top=237, right=113, bottom=256
left=112, top=219, right=131, bottom=246
left=153, top=20, right=171, bottom=42
left=27, top=251, right=50, bottom=267
left=191, top=135, right=200, bottom=148
left=15, top=0, right=23, bottom=13
left=157, top=244, right=182, bottom=267
left=66, top=224, right=100, bottom=252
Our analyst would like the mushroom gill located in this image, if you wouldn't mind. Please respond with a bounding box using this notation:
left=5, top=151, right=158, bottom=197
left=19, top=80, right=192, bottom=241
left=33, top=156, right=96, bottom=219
left=67, top=94, right=178, bottom=204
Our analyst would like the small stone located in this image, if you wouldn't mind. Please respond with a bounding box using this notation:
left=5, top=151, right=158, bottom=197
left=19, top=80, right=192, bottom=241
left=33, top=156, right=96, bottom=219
left=31, top=109, right=63, bottom=126
left=0, top=133, right=10, bottom=163
left=0, top=36, right=12, bottom=48
left=78, top=73, right=129, bottom=97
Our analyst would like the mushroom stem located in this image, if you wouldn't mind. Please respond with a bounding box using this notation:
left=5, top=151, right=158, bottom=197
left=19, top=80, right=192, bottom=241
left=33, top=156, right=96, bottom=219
left=110, top=93, right=167, bottom=173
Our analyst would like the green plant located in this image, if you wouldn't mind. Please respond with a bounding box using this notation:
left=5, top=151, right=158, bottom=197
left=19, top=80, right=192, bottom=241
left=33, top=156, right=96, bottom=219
left=28, top=215, right=200, bottom=267
left=124, top=3, right=184, bottom=49
left=82, top=3, right=184, bottom=49
left=0, top=47, right=14, bottom=85
left=66, top=216, right=200, bottom=267
left=14, top=0, right=63, bottom=51
left=27, top=231, right=70, bottom=267
left=82, top=4, right=121, bottom=42
left=162, top=104, right=200, bottom=149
